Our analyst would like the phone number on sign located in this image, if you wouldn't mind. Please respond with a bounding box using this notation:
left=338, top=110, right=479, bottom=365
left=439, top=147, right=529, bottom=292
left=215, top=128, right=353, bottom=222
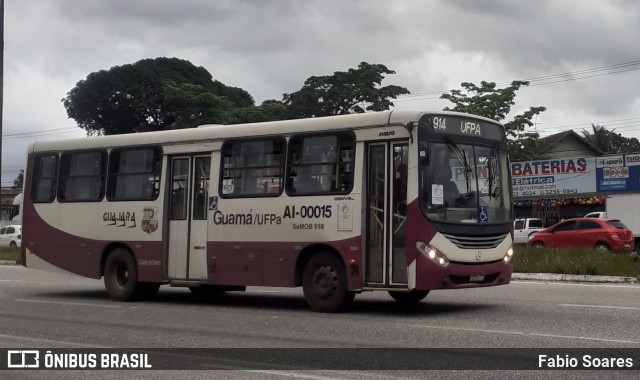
left=514, top=188, right=578, bottom=197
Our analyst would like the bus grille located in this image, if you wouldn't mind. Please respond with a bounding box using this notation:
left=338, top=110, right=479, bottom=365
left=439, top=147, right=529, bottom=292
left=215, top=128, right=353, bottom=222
left=441, top=233, right=508, bottom=249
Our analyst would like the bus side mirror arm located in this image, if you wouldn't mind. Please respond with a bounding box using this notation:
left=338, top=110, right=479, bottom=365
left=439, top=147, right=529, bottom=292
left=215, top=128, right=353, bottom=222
left=403, top=122, right=414, bottom=143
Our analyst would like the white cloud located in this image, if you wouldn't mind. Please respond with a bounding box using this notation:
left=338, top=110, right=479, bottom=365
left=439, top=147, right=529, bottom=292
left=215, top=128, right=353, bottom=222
left=3, top=0, right=640, bottom=185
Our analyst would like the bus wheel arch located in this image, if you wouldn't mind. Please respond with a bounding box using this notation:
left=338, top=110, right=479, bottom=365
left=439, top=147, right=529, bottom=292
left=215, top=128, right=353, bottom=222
left=299, top=247, right=355, bottom=313
left=102, top=245, right=159, bottom=301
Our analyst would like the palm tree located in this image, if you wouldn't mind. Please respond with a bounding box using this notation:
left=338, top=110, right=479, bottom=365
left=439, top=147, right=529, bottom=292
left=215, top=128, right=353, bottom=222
left=581, top=124, right=611, bottom=153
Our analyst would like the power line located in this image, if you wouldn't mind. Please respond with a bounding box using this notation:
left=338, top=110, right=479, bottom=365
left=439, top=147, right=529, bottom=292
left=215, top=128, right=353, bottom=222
left=527, top=65, right=640, bottom=87
left=513, top=59, right=640, bottom=84
left=2, top=127, right=85, bottom=139
left=394, top=59, right=640, bottom=102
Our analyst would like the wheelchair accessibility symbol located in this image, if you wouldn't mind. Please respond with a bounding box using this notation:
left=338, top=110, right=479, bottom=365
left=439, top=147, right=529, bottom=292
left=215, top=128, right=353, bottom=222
left=478, top=206, right=489, bottom=223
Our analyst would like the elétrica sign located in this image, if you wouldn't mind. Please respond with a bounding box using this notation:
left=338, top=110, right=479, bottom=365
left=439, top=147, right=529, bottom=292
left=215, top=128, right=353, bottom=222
left=511, top=154, right=640, bottom=199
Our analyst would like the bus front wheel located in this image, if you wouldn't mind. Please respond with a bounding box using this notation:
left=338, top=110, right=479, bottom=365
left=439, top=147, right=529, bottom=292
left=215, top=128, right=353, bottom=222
left=302, top=252, right=354, bottom=313
left=104, top=248, right=159, bottom=301
left=388, top=290, right=429, bottom=304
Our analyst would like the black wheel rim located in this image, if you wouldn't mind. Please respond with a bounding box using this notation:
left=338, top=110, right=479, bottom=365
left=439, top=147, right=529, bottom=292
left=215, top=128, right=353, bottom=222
left=312, top=265, right=338, bottom=299
left=115, top=262, right=130, bottom=289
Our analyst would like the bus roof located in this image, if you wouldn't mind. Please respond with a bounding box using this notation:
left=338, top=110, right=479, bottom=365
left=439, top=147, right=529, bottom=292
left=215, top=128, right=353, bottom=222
left=29, top=110, right=502, bottom=152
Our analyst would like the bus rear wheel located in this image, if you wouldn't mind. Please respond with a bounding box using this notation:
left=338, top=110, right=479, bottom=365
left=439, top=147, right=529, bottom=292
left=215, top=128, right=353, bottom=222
left=388, top=290, right=429, bottom=304
left=302, top=252, right=354, bottom=313
left=104, top=248, right=159, bottom=301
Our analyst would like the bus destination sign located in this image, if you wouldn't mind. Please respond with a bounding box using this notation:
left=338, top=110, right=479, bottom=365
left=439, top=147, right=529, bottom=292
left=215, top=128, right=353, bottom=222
left=420, top=115, right=504, bottom=141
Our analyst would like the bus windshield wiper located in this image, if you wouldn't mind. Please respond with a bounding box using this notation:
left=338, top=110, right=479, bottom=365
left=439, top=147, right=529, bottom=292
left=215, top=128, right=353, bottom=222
left=445, top=136, right=473, bottom=192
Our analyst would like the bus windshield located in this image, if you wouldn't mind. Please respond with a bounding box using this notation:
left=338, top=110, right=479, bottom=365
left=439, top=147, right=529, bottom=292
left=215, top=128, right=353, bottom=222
left=420, top=139, right=511, bottom=224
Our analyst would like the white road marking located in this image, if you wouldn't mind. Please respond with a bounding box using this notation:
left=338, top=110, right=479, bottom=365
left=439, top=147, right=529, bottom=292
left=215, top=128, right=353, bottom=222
left=511, top=280, right=640, bottom=289
left=16, top=298, right=122, bottom=309
left=0, top=278, right=95, bottom=286
left=559, top=303, right=639, bottom=311
left=412, top=324, right=638, bottom=344
left=0, top=333, right=106, bottom=348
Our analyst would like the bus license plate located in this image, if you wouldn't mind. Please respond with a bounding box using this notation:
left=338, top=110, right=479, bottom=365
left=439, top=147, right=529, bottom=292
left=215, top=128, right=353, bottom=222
left=469, top=275, right=485, bottom=282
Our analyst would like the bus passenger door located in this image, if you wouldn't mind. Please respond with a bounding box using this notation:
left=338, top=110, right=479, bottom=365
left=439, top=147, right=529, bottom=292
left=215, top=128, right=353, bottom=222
left=365, top=141, right=409, bottom=287
left=168, top=155, right=210, bottom=280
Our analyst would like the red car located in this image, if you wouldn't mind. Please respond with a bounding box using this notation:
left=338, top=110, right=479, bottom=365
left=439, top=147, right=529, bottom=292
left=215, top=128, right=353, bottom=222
left=527, top=217, right=634, bottom=253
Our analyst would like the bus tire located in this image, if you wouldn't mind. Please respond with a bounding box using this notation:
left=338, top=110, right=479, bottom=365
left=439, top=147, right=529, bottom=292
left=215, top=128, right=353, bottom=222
left=302, top=252, right=354, bottom=313
left=388, top=290, right=429, bottom=304
left=104, top=248, right=158, bottom=301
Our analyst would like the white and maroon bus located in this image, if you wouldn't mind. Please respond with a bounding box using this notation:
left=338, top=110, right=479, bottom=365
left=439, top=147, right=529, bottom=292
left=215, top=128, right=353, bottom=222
left=22, top=110, right=514, bottom=312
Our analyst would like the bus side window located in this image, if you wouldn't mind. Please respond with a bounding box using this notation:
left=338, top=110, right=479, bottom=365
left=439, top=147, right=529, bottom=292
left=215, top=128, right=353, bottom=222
left=292, top=166, right=321, bottom=193
left=287, top=132, right=354, bottom=196
left=58, top=150, right=106, bottom=202
left=107, top=147, right=161, bottom=201
left=240, top=147, right=259, bottom=195
left=220, top=138, right=285, bottom=198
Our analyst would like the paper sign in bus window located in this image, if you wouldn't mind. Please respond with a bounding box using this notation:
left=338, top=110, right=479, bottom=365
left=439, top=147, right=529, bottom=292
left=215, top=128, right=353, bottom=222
left=432, top=184, right=444, bottom=205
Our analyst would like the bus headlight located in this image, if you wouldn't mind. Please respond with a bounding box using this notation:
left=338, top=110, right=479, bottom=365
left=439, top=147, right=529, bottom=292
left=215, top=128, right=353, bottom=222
left=503, top=247, right=514, bottom=264
left=416, top=242, right=450, bottom=268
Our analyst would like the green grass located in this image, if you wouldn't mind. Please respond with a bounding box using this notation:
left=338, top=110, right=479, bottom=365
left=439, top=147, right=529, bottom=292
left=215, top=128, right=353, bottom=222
left=513, top=245, right=640, bottom=279
left=0, top=247, right=21, bottom=265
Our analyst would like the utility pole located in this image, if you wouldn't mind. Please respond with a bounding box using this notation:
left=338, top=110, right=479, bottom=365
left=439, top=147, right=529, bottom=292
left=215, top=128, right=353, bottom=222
left=1, top=0, right=4, bottom=209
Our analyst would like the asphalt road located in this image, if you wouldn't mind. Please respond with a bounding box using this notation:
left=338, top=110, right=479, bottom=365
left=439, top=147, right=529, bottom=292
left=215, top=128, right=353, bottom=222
left=1, top=266, right=639, bottom=379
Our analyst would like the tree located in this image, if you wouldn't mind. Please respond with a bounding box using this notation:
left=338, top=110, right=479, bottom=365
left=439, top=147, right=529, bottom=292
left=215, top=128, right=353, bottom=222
left=282, top=62, right=410, bottom=119
left=581, top=124, right=640, bottom=154
left=440, top=81, right=546, bottom=161
left=62, top=57, right=254, bottom=135
left=228, top=100, right=288, bottom=124
left=609, top=131, right=640, bottom=153
left=581, top=124, right=611, bottom=152
left=13, top=170, right=24, bottom=189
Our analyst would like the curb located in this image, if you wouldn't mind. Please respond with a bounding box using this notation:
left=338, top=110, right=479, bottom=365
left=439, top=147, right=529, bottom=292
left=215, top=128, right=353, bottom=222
left=512, top=272, right=638, bottom=284
left=0, top=260, right=18, bottom=266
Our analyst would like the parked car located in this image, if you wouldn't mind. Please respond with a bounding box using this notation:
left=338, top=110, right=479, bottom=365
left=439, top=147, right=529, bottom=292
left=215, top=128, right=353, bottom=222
left=527, top=218, right=633, bottom=253
left=0, top=225, right=21, bottom=248
left=513, top=217, right=545, bottom=244
left=584, top=211, right=606, bottom=218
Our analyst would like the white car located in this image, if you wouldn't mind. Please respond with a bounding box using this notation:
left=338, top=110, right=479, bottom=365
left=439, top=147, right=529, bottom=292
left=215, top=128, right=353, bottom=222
left=513, top=218, right=544, bottom=244
left=584, top=211, right=606, bottom=218
left=0, top=225, right=22, bottom=248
